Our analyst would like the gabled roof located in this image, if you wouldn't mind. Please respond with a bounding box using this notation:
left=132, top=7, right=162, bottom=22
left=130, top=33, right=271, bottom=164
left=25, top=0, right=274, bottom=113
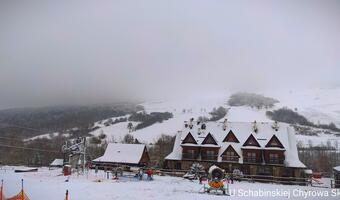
left=50, top=159, right=63, bottom=166
left=242, top=134, right=260, bottom=147
left=221, top=145, right=240, bottom=158
left=334, top=166, right=340, bottom=172
left=201, top=132, right=218, bottom=145
left=223, top=130, right=240, bottom=143
left=165, top=121, right=306, bottom=168
left=93, top=143, right=147, bottom=164
left=265, top=135, right=284, bottom=149
left=181, top=132, right=197, bottom=144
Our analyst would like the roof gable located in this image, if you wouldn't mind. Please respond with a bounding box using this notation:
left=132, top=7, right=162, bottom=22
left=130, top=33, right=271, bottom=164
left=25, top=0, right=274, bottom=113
left=243, top=134, right=261, bottom=147
left=223, top=130, right=240, bottom=143
left=201, top=133, right=218, bottom=145
left=265, top=135, right=284, bottom=148
left=182, top=132, right=197, bottom=144
left=221, top=145, right=240, bottom=158
left=93, top=143, right=147, bottom=164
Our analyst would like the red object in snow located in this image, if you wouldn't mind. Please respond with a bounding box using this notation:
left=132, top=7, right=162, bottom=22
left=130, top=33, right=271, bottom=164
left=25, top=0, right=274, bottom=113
left=63, top=165, right=71, bottom=176
left=312, top=172, right=322, bottom=179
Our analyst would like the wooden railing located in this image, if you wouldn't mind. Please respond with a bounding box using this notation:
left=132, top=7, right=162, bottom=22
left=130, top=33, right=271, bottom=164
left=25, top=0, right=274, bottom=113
left=243, top=157, right=261, bottom=163
left=331, top=179, right=340, bottom=188
left=182, top=153, right=199, bottom=160
left=239, top=174, right=309, bottom=185
left=266, top=159, right=285, bottom=165
left=201, top=154, right=218, bottom=161
left=221, top=155, right=239, bottom=162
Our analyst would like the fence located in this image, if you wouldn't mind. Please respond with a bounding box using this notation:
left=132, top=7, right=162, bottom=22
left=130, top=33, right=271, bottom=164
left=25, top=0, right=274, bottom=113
left=239, top=174, right=309, bottom=185
left=160, top=168, right=309, bottom=185
left=331, top=179, right=340, bottom=188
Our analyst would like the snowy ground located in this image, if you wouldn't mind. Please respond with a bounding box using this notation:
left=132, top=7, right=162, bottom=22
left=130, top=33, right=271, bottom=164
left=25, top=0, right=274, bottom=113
left=1, top=167, right=339, bottom=200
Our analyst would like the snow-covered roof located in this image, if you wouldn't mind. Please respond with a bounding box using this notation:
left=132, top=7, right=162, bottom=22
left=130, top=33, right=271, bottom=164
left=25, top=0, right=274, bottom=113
left=165, top=121, right=306, bottom=168
left=50, top=159, right=63, bottom=166
left=93, top=143, right=147, bottom=165
left=334, top=166, right=340, bottom=172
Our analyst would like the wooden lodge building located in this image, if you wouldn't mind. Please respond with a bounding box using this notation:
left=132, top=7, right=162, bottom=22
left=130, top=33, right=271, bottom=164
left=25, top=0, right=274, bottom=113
left=93, top=143, right=150, bottom=168
left=165, top=120, right=307, bottom=178
left=334, top=166, right=340, bottom=188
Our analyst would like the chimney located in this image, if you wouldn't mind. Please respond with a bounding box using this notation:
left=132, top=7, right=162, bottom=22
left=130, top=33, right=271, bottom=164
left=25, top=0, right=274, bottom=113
left=253, top=120, right=258, bottom=133
left=272, top=121, right=279, bottom=131
left=223, top=118, right=228, bottom=131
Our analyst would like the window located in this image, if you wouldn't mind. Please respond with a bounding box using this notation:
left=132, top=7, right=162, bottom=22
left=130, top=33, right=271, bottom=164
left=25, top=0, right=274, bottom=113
left=203, top=150, right=216, bottom=161
left=245, top=152, right=257, bottom=162
left=247, top=152, right=256, bottom=158
left=188, top=149, right=195, bottom=155
left=175, top=162, right=181, bottom=170
left=226, top=151, right=237, bottom=161
left=269, top=153, right=279, bottom=163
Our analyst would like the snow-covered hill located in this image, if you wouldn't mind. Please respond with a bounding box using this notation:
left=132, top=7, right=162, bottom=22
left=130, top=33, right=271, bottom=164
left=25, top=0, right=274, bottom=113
left=89, top=88, right=340, bottom=147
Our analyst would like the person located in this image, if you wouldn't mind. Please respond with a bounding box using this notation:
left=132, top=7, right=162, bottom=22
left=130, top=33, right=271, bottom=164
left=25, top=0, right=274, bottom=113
left=146, top=168, right=153, bottom=181
left=138, top=168, right=144, bottom=180
left=199, top=175, right=203, bottom=184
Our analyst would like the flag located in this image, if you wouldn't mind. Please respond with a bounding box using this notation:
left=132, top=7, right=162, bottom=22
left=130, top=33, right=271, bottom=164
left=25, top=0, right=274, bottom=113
left=65, top=190, right=68, bottom=200
left=1, top=180, right=5, bottom=200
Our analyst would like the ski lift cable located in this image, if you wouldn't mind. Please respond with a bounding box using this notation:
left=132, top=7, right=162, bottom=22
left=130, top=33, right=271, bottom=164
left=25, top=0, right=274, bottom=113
left=0, top=136, right=64, bottom=146
left=0, top=122, right=60, bottom=133
left=0, top=143, right=61, bottom=153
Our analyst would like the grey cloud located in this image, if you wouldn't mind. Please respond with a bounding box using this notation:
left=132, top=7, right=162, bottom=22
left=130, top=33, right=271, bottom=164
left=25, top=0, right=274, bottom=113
left=0, top=0, right=339, bottom=108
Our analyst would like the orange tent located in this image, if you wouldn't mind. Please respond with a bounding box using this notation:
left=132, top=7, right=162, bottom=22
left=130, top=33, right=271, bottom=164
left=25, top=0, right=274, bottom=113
left=6, top=190, right=29, bottom=200
left=6, top=179, right=29, bottom=200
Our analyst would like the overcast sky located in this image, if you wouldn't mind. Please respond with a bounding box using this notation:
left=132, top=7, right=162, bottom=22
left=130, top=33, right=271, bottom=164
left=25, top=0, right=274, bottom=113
left=0, top=0, right=339, bottom=109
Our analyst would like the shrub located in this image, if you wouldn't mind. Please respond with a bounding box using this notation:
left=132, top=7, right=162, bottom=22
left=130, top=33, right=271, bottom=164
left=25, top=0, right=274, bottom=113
left=228, top=92, right=279, bottom=108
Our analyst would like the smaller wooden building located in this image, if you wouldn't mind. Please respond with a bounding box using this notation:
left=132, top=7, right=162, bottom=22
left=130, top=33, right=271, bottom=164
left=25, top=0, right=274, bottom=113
left=50, top=158, right=64, bottom=168
left=334, top=166, right=340, bottom=188
left=92, top=143, right=149, bottom=168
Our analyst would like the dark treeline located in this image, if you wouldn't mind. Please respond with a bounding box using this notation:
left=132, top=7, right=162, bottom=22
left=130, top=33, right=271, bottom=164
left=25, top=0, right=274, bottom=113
left=298, top=146, right=340, bottom=174
left=128, top=112, right=173, bottom=130
left=228, top=92, right=279, bottom=109
left=209, top=107, right=228, bottom=121
left=0, top=135, right=66, bottom=166
left=266, top=107, right=340, bottom=132
left=0, top=103, right=142, bottom=138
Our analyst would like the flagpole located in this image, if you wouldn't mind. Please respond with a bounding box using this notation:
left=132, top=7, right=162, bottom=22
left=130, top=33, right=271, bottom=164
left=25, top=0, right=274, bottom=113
left=21, top=179, right=24, bottom=200
left=1, top=179, right=3, bottom=200
left=65, top=190, right=68, bottom=200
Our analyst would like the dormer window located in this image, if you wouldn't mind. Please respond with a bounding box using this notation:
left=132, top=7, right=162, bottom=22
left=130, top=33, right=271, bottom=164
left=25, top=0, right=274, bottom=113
left=221, top=145, right=240, bottom=162
left=265, top=135, right=284, bottom=148
left=243, top=134, right=261, bottom=147
left=223, top=130, right=240, bottom=143
left=201, top=133, right=218, bottom=145
left=181, top=132, right=197, bottom=144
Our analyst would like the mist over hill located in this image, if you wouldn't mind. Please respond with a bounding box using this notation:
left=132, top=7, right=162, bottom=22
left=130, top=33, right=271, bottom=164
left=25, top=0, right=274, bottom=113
left=0, top=103, right=142, bottom=138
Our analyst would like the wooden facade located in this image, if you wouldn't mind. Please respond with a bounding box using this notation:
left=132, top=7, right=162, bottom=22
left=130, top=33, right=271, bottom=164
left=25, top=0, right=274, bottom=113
left=165, top=122, right=307, bottom=180
left=334, top=169, right=340, bottom=188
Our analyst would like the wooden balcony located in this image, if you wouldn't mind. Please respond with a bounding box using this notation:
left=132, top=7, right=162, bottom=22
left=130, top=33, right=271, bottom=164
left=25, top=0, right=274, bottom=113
left=221, top=155, right=239, bottom=162
left=201, top=154, right=218, bottom=161
left=182, top=153, right=199, bottom=160
left=266, top=159, right=284, bottom=165
left=243, top=157, right=262, bottom=164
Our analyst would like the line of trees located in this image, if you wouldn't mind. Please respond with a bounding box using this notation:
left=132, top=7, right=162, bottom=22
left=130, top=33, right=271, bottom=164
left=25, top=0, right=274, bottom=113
left=228, top=92, right=279, bottom=109
left=266, top=107, right=340, bottom=132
